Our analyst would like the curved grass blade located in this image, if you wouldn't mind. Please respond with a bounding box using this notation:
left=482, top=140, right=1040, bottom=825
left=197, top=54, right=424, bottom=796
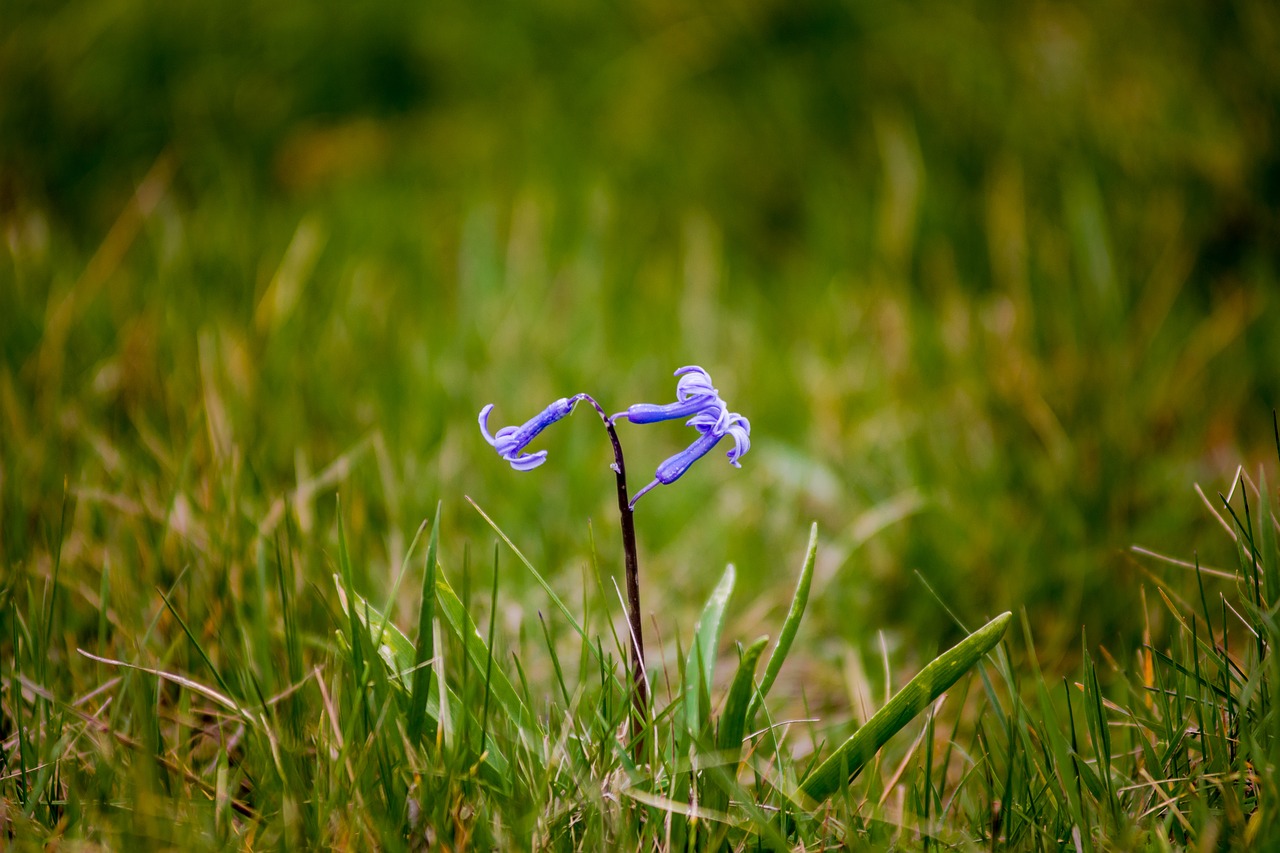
left=748, top=522, right=817, bottom=728
left=333, top=574, right=417, bottom=682
left=685, top=564, right=736, bottom=736
left=467, top=496, right=589, bottom=644
left=799, top=611, right=1011, bottom=806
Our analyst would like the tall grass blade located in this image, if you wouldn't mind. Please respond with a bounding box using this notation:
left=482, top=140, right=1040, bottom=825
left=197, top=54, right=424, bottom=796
left=467, top=496, right=592, bottom=647
left=481, top=542, right=501, bottom=755
left=334, top=502, right=368, bottom=732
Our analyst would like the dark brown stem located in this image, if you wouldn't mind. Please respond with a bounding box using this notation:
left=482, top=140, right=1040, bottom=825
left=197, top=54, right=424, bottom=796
left=578, top=394, right=648, bottom=762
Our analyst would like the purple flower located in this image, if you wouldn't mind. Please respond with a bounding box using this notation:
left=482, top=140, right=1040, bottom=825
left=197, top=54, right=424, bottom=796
left=479, top=396, right=580, bottom=471
left=612, top=366, right=721, bottom=424
left=629, top=397, right=752, bottom=508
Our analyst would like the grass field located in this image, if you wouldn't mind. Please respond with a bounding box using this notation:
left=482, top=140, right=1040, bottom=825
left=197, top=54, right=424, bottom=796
left=4, top=0, right=1280, bottom=848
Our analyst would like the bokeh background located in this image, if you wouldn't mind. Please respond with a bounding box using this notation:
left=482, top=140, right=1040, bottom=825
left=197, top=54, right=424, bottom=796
left=3, top=0, right=1279, bottom=688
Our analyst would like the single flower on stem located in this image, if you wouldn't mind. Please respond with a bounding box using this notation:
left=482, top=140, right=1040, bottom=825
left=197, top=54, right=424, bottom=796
left=612, top=365, right=722, bottom=425
left=478, top=395, right=581, bottom=471
left=478, top=365, right=749, bottom=764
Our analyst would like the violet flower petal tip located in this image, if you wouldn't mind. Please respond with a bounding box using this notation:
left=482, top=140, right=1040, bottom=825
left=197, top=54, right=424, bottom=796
left=508, top=451, right=549, bottom=471
left=478, top=404, right=498, bottom=446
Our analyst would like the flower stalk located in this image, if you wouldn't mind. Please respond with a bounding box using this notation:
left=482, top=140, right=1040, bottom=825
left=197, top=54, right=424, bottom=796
left=578, top=394, right=649, bottom=756
left=479, top=366, right=750, bottom=765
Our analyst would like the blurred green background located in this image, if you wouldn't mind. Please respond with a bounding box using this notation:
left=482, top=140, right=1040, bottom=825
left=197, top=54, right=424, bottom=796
left=3, top=0, right=1279, bottom=681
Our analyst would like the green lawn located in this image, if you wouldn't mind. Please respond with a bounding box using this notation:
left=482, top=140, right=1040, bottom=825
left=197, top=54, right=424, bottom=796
left=3, top=0, right=1280, bottom=847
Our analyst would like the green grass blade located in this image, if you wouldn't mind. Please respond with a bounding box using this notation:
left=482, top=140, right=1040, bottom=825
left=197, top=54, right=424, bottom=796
left=685, top=564, right=736, bottom=735
left=466, top=495, right=584, bottom=637
left=799, top=611, right=1011, bottom=806
left=748, top=522, right=817, bottom=728
left=408, top=504, right=440, bottom=741
left=467, top=496, right=606, bottom=669
left=335, top=503, right=368, bottom=719
left=1257, top=470, right=1279, bottom=607
left=705, top=645, right=777, bottom=852
left=331, top=571, right=513, bottom=785
left=719, top=635, right=769, bottom=755
left=332, top=573, right=416, bottom=682
left=435, top=569, right=530, bottom=723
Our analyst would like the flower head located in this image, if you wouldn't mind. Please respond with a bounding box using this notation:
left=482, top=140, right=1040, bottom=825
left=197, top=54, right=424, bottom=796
left=626, top=369, right=751, bottom=508
left=479, top=396, right=580, bottom=471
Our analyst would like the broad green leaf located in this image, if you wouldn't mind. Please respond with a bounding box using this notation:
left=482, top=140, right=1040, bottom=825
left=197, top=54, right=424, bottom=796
left=800, top=611, right=1011, bottom=805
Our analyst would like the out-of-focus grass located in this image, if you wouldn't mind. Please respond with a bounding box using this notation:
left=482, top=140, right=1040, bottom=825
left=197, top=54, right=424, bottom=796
left=5, top=0, right=1278, bottom=651
left=1, top=1, right=1279, bottom=834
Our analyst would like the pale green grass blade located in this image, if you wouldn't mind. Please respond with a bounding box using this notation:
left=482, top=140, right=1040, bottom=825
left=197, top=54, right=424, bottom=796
left=77, top=649, right=252, bottom=720
left=799, top=611, right=1011, bottom=805
left=748, top=522, right=816, bottom=728
left=332, top=574, right=416, bottom=683
left=335, top=505, right=367, bottom=705
left=374, top=515, right=430, bottom=648
left=435, top=569, right=530, bottom=723
left=685, top=564, right=735, bottom=735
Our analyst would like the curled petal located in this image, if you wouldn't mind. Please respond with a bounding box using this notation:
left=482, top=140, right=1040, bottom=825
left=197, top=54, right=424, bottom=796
left=724, top=416, right=751, bottom=467
left=674, top=365, right=718, bottom=402
left=687, top=400, right=730, bottom=435
left=508, top=450, right=549, bottom=471
left=478, top=404, right=500, bottom=446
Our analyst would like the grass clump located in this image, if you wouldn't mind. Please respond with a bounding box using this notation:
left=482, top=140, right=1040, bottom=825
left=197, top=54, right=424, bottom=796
left=6, top=450, right=1280, bottom=848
